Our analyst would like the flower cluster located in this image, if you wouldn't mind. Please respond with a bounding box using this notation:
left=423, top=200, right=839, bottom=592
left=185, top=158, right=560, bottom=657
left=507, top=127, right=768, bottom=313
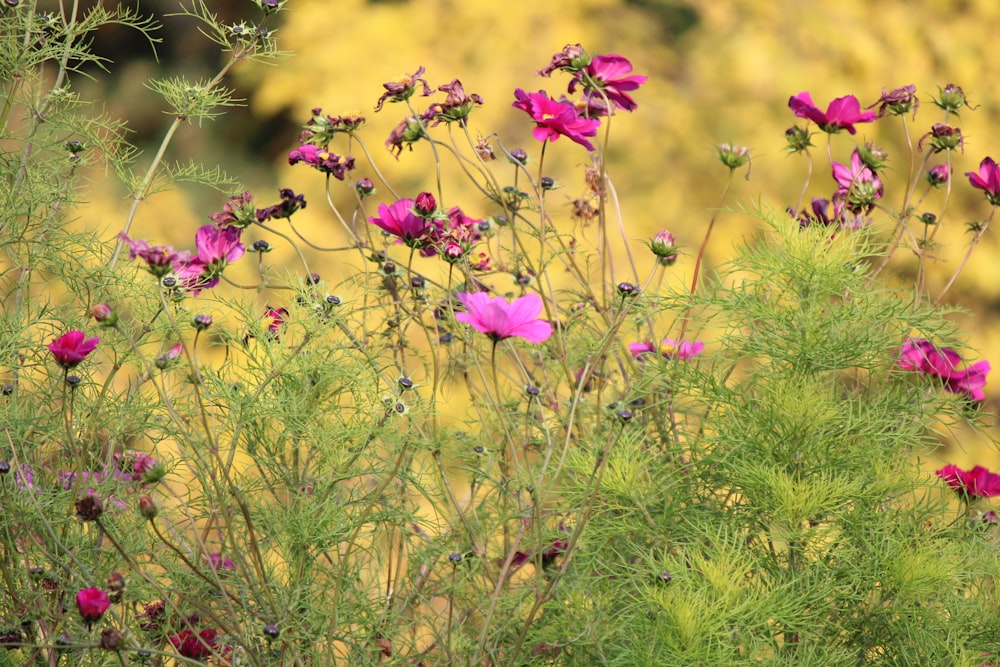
left=898, top=338, right=990, bottom=402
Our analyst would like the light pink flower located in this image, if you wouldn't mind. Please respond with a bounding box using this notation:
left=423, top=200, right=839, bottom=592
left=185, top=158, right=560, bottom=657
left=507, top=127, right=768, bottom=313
left=568, top=54, right=647, bottom=112
left=455, top=292, right=553, bottom=343
left=937, top=464, right=1000, bottom=499
left=788, top=92, right=876, bottom=135
left=512, top=89, right=601, bottom=151
left=47, top=331, right=100, bottom=369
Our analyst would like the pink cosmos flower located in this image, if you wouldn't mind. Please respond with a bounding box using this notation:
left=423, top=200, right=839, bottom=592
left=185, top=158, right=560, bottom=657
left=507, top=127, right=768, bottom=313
left=568, top=54, right=647, bottom=112
left=898, top=338, right=990, bottom=402
left=630, top=338, right=704, bottom=361
left=174, top=226, right=245, bottom=294
left=369, top=198, right=430, bottom=247
left=47, top=331, right=100, bottom=369
left=966, top=157, right=1000, bottom=206
left=788, top=92, right=876, bottom=135
left=76, top=587, right=111, bottom=623
left=831, top=148, right=883, bottom=206
left=454, top=292, right=553, bottom=343
left=512, top=89, right=601, bottom=151
left=936, top=464, right=1000, bottom=499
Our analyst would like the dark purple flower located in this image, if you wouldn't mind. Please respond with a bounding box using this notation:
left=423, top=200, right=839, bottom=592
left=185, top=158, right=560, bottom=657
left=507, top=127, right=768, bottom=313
left=374, top=66, right=432, bottom=112
left=119, top=235, right=179, bottom=277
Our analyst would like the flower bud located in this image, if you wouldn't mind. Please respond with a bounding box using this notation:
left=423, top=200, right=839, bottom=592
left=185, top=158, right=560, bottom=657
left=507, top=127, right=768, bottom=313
left=858, top=142, right=888, bottom=172
left=617, top=281, right=639, bottom=297
left=91, top=303, right=117, bottom=326
left=138, top=495, right=158, bottom=520
left=784, top=125, right=813, bottom=153
left=263, top=624, right=280, bottom=640
left=509, top=148, right=528, bottom=165
left=448, top=552, right=463, bottom=563
left=192, top=314, right=213, bottom=331
left=355, top=177, right=375, bottom=197
left=75, top=495, right=103, bottom=521
left=650, top=230, right=678, bottom=265
left=926, top=164, right=950, bottom=187
left=414, top=192, right=436, bottom=217
left=253, top=239, right=272, bottom=253
left=540, top=176, right=556, bottom=190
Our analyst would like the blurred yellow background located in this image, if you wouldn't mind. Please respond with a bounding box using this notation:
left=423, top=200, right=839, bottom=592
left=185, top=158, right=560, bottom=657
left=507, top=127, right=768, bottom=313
left=77, top=0, right=1000, bottom=463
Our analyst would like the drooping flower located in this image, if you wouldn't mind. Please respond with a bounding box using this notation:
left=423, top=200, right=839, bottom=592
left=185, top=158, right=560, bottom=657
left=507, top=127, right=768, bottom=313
left=936, top=464, right=1000, bottom=499
left=630, top=338, right=704, bottom=361
left=209, top=191, right=256, bottom=228
left=512, top=89, right=601, bottom=151
left=76, top=587, right=111, bottom=623
left=966, top=157, right=1000, bottom=206
left=568, top=54, right=647, bottom=112
left=788, top=92, right=876, bottom=135
left=374, top=66, right=432, bottom=112
left=454, top=291, right=553, bottom=343
left=369, top=198, right=430, bottom=247
left=47, top=331, right=100, bottom=369
left=869, top=84, right=918, bottom=118
left=424, top=79, right=484, bottom=124
left=287, top=145, right=354, bottom=179
left=256, top=188, right=307, bottom=222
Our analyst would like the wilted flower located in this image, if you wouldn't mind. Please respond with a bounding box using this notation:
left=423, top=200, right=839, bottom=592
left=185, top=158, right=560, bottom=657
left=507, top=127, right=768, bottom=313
left=209, top=191, right=256, bottom=228
left=937, top=464, right=1000, bottom=499
left=870, top=84, right=918, bottom=118
left=170, top=629, right=218, bottom=659
left=537, top=43, right=587, bottom=77
left=932, top=83, right=974, bottom=114
left=47, top=331, right=99, bottom=369
left=119, top=235, right=178, bottom=277
left=918, top=123, right=964, bottom=154
left=568, top=54, right=647, bottom=112
left=374, top=66, right=432, bottom=112
left=512, top=89, right=601, bottom=151
left=788, top=91, right=876, bottom=135
left=966, top=157, right=1000, bottom=206
left=425, top=79, right=483, bottom=124
left=454, top=291, right=553, bottom=343
left=717, top=143, right=751, bottom=170
left=385, top=116, right=424, bottom=157
left=287, top=145, right=354, bottom=179
left=76, top=588, right=111, bottom=624
left=256, top=188, right=307, bottom=222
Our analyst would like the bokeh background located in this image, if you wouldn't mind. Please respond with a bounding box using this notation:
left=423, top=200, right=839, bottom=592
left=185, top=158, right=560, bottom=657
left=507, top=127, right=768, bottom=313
left=74, top=0, right=1000, bottom=463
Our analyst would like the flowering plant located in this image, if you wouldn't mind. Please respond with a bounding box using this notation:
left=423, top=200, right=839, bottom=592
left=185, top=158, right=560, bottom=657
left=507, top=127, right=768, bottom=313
left=1, top=5, right=999, bottom=666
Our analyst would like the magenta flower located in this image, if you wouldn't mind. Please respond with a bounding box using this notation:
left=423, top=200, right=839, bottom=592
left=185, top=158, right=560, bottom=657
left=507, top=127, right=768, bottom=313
left=788, top=92, right=876, bottom=135
left=174, top=225, right=245, bottom=294
left=512, top=89, right=601, bottom=151
left=630, top=338, right=704, bottom=361
left=76, top=587, right=111, bottom=623
left=898, top=338, right=990, bottom=402
left=369, top=198, right=430, bottom=247
left=170, top=628, right=218, bottom=659
left=936, top=464, right=1000, bottom=499
left=831, top=149, right=883, bottom=213
left=568, top=54, right=647, bottom=112
left=208, top=553, right=235, bottom=572
left=454, top=292, right=553, bottom=343
left=47, top=331, right=100, bottom=369
left=966, top=157, right=1000, bottom=206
